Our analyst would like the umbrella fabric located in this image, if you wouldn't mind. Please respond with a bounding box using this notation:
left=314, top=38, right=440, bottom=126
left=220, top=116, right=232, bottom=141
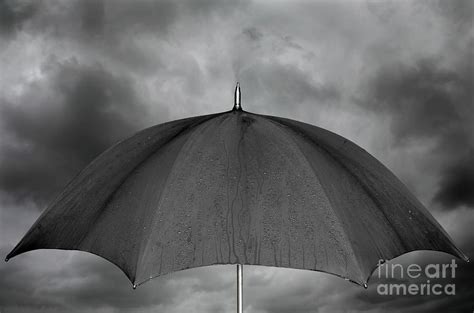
left=6, top=108, right=468, bottom=287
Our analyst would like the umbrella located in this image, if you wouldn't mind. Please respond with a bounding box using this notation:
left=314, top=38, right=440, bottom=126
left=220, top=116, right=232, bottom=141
left=6, top=83, right=468, bottom=311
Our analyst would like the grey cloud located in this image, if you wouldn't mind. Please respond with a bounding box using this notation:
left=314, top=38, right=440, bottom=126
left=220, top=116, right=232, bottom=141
left=241, top=62, right=340, bottom=114
left=0, top=0, right=38, bottom=37
left=101, top=0, right=177, bottom=37
left=433, top=0, right=474, bottom=29
left=356, top=52, right=473, bottom=210
left=365, top=0, right=399, bottom=23
left=7, top=0, right=240, bottom=43
left=243, top=27, right=263, bottom=42
left=6, top=0, right=178, bottom=40
left=434, top=153, right=474, bottom=209
left=79, top=0, right=105, bottom=37
left=359, top=58, right=470, bottom=142
left=0, top=248, right=178, bottom=312
left=0, top=59, right=149, bottom=205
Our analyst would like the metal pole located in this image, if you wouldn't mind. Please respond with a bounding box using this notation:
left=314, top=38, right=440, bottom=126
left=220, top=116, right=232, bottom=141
left=237, top=264, right=243, bottom=313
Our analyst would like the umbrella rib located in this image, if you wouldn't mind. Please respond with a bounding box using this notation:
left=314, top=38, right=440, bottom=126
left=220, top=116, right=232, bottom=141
left=260, top=114, right=468, bottom=284
left=272, top=118, right=469, bottom=263
left=264, top=117, right=409, bottom=252
left=77, top=113, right=224, bottom=284
left=133, top=113, right=231, bottom=284
left=260, top=116, right=367, bottom=283
left=133, top=130, right=198, bottom=284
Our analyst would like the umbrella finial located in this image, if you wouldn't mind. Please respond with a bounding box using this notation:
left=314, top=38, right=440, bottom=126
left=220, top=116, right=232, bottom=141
left=233, top=82, right=242, bottom=111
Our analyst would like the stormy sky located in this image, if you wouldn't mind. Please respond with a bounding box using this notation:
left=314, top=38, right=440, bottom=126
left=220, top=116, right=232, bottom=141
left=0, top=0, right=473, bottom=312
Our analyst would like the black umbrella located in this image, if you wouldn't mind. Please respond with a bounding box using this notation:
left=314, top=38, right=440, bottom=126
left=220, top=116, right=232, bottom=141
left=6, top=83, right=468, bottom=311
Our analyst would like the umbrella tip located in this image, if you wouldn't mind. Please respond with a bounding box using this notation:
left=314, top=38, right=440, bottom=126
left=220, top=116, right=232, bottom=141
left=233, top=82, right=242, bottom=111
left=4, top=257, right=9, bottom=262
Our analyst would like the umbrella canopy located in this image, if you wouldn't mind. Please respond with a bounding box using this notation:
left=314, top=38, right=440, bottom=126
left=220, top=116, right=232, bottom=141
left=6, top=84, right=468, bottom=289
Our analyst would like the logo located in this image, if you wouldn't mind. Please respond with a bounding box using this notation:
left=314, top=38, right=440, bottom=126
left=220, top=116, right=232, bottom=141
left=376, top=259, right=457, bottom=296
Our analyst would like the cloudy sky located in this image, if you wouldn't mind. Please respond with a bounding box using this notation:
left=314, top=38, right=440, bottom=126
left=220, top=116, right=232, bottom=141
left=0, top=0, right=473, bottom=312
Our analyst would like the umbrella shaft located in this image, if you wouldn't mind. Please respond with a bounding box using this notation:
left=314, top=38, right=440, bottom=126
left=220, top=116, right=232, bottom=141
left=237, top=264, right=243, bottom=313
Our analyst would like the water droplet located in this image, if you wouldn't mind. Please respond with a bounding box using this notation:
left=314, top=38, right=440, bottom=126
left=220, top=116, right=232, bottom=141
left=363, top=283, right=368, bottom=289
left=133, top=284, right=137, bottom=289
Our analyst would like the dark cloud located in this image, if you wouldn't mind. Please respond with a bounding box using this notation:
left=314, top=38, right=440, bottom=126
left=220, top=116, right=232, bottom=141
left=80, top=0, right=105, bottom=37
left=0, top=0, right=38, bottom=37
left=0, top=0, right=178, bottom=43
left=0, top=248, right=180, bottom=312
left=0, top=59, right=148, bottom=205
left=359, top=57, right=471, bottom=142
left=357, top=49, right=473, bottom=210
left=434, top=153, right=474, bottom=208
left=0, top=244, right=238, bottom=313
left=242, top=27, right=263, bottom=42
